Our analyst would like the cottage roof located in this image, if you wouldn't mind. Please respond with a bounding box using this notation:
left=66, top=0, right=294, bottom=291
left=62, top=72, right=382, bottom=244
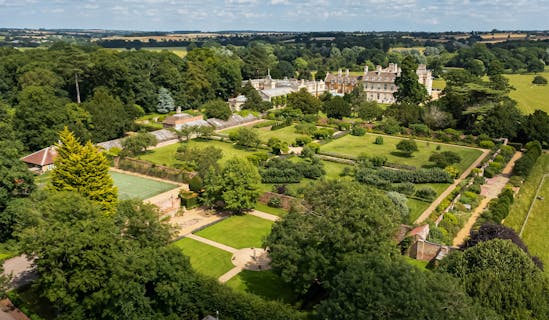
left=408, top=224, right=430, bottom=240
left=21, top=146, right=57, bottom=166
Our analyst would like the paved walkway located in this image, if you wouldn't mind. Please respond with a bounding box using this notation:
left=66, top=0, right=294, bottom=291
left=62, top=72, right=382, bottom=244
left=185, top=234, right=238, bottom=253
left=414, top=148, right=491, bottom=224
left=452, top=151, right=522, bottom=246
left=218, top=267, right=243, bottom=284
left=249, top=210, right=280, bottom=221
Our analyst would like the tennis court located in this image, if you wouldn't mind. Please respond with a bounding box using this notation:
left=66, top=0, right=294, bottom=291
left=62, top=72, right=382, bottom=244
left=110, top=171, right=179, bottom=200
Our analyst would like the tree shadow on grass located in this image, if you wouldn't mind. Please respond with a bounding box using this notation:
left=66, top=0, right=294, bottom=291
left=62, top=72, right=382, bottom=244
left=236, top=270, right=297, bottom=304
left=390, top=151, right=414, bottom=158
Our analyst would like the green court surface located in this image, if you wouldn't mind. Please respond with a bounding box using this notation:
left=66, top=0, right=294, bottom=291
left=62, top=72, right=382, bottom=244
left=110, top=171, right=178, bottom=200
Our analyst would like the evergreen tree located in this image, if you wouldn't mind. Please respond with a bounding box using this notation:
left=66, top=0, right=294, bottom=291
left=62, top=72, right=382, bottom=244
left=394, top=56, right=428, bottom=105
left=156, top=87, right=175, bottom=113
left=50, top=128, right=118, bottom=214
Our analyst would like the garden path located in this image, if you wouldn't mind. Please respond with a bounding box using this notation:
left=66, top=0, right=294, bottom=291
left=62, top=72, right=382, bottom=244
left=185, top=234, right=238, bottom=253
left=249, top=210, right=280, bottom=221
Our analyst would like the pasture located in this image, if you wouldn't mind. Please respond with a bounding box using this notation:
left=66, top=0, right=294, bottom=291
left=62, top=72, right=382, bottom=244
left=504, top=70, right=549, bottom=114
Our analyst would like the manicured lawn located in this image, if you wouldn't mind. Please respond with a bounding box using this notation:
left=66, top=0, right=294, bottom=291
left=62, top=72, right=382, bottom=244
left=172, top=237, right=234, bottom=278
left=255, top=202, right=288, bottom=217
left=320, top=134, right=484, bottom=172
left=195, top=215, right=274, bottom=249
left=110, top=171, right=178, bottom=200
left=140, top=139, right=259, bottom=167
left=407, top=198, right=431, bottom=223
left=222, top=125, right=308, bottom=145
left=505, top=69, right=549, bottom=114
left=225, top=270, right=297, bottom=304
left=321, top=160, right=352, bottom=180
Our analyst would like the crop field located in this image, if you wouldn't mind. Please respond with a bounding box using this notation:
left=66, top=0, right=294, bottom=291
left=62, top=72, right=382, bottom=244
left=320, top=133, right=484, bottom=172
left=195, top=214, right=274, bottom=249
left=504, top=70, right=549, bottom=114
left=110, top=171, right=178, bottom=200
left=140, top=47, right=187, bottom=58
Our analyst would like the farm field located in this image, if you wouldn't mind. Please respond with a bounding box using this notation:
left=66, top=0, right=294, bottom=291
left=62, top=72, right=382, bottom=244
left=504, top=70, right=549, bottom=114
left=320, top=133, right=484, bottom=172
left=110, top=171, right=178, bottom=200
left=140, top=139, right=258, bottom=167
left=140, top=46, right=187, bottom=58
left=221, top=125, right=308, bottom=145
left=172, top=237, right=234, bottom=278
left=225, top=270, right=297, bottom=304
left=195, top=214, right=274, bottom=249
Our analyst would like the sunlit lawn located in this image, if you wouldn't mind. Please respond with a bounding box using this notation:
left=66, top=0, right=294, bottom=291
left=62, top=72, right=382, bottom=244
left=254, top=202, right=288, bottom=217
left=195, top=215, right=274, bottom=249
left=172, top=237, right=234, bottom=278
left=505, top=69, right=549, bottom=114
left=221, top=125, right=308, bottom=145
left=320, top=134, right=483, bottom=172
left=407, top=198, right=431, bottom=223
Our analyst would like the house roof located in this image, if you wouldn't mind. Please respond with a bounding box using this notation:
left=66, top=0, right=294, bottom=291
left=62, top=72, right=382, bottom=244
left=408, top=224, right=430, bottom=240
left=21, top=146, right=57, bottom=166
left=260, top=87, right=295, bottom=98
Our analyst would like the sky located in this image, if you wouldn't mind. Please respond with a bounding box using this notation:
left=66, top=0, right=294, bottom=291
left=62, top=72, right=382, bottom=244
left=0, top=0, right=548, bottom=32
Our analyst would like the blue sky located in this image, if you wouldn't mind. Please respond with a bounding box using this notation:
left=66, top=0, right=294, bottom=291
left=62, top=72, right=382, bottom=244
left=0, top=0, right=548, bottom=32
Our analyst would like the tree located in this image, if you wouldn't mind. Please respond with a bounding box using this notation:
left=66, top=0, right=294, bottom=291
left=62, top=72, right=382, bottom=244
left=50, top=128, right=118, bottom=214
left=241, top=81, right=270, bottom=112
left=474, top=100, right=522, bottom=140
left=267, top=137, right=289, bottom=155
left=324, top=96, right=351, bottom=120
left=521, top=110, right=549, bottom=146
left=286, top=88, right=322, bottom=114
left=422, top=105, right=454, bottom=129
left=396, top=139, right=418, bottom=157
left=316, top=255, right=492, bottom=320
left=429, top=151, right=462, bottom=168
left=156, top=87, right=175, bottom=113
left=83, top=87, right=132, bottom=143
left=203, top=99, right=232, bottom=120
left=384, top=102, right=421, bottom=126
left=220, top=158, right=261, bottom=213
left=394, top=56, right=428, bottom=105
left=266, top=180, right=400, bottom=294
left=357, top=100, right=383, bottom=122
left=121, top=132, right=157, bottom=156
left=229, top=127, right=261, bottom=149
left=438, top=239, right=549, bottom=320
left=175, top=144, right=223, bottom=178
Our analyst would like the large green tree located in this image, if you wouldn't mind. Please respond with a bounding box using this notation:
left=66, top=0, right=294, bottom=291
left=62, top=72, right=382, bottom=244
left=266, top=180, right=401, bottom=294
left=394, top=56, right=428, bottom=105
left=438, top=239, right=549, bottom=320
left=324, top=96, right=351, bottom=119
left=220, top=158, right=261, bottom=213
left=286, top=88, right=322, bottom=115
left=50, top=128, right=118, bottom=214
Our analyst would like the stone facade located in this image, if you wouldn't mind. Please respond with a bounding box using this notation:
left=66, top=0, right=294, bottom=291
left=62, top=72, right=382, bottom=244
left=324, top=69, right=359, bottom=94
left=245, top=72, right=326, bottom=101
left=362, top=63, right=433, bottom=104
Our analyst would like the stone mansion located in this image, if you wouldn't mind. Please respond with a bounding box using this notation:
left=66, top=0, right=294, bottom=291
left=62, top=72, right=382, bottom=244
left=237, top=63, right=433, bottom=108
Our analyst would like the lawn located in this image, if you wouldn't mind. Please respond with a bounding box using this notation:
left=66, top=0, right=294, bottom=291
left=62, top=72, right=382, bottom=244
left=255, top=202, right=288, bottom=217
left=140, top=139, right=259, bottom=167
left=407, top=198, right=431, bottom=223
left=504, top=153, right=549, bottom=274
left=504, top=70, right=549, bottom=114
left=110, top=171, right=178, bottom=200
left=221, top=125, right=308, bottom=145
left=320, top=133, right=484, bottom=172
left=172, top=237, right=234, bottom=278
left=225, top=270, right=297, bottom=304
left=195, top=214, right=274, bottom=249
left=322, top=160, right=351, bottom=180
left=432, top=78, right=446, bottom=90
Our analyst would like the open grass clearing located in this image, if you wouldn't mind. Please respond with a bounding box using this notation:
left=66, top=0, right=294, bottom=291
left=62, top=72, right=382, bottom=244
left=172, top=237, right=234, bottom=278
left=140, top=139, right=259, bottom=167
left=320, top=133, right=483, bottom=172
left=504, top=69, right=549, bottom=114
left=195, top=214, right=274, bottom=249
left=225, top=270, right=297, bottom=304
left=110, top=171, right=178, bottom=200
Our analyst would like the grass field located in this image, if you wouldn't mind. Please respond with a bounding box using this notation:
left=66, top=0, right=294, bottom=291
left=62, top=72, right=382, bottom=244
left=195, top=215, right=274, bottom=249
left=140, top=140, right=258, bottom=167
left=226, top=270, right=297, bottom=304
left=320, top=133, right=483, bottom=172
left=255, top=202, right=288, bottom=217
left=110, top=171, right=178, bottom=200
left=140, top=47, right=187, bottom=58
left=504, top=153, right=549, bottom=273
left=221, top=125, right=308, bottom=145
left=432, top=78, right=446, bottom=90
left=172, top=237, right=234, bottom=278
left=505, top=70, right=549, bottom=114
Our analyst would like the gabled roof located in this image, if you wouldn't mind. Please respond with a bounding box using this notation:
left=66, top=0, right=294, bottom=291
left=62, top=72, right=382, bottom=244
left=21, top=146, right=57, bottom=166
left=408, top=224, right=430, bottom=240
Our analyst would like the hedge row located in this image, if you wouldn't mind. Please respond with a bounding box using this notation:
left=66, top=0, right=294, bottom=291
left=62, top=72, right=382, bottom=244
left=357, top=167, right=452, bottom=184
left=513, top=141, right=542, bottom=177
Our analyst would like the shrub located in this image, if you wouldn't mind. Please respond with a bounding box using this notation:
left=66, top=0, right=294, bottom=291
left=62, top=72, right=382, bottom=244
left=390, top=182, right=415, bottom=195
left=294, top=136, right=312, bottom=146
left=189, top=175, right=203, bottom=192
left=351, top=126, right=366, bottom=136
left=429, top=151, right=462, bottom=168
left=294, top=123, right=317, bottom=135
left=268, top=197, right=282, bottom=208
left=371, top=155, right=387, bottom=167
left=444, top=165, right=460, bottom=179
left=313, top=128, right=335, bottom=140
left=396, top=139, right=418, bottom=156
left=415, top=187, right=437, bottom=200
left=479, top=140, right=495, bottom=149
left=513, top=141, right=542, bottom=177
left=484, top=166, right=496, bottom=178
left=409, top=123, right=430, bottom=136
left=374, top=136, right=384, bottom=145
left=307, top=142, right=321, bottom=153
left=469, top=183, right=481, bottom=194
left=532, top=75, right=547, bottom=85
